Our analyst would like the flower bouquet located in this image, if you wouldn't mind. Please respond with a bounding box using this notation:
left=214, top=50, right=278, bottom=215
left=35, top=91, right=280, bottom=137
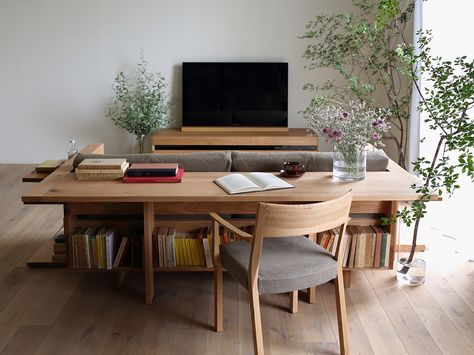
left=305, top=100, right=390, bottom=180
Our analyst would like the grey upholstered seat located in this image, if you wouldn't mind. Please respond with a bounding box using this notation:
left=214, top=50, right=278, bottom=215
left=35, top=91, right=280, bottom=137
left=220, top=236, right=337, bottom=294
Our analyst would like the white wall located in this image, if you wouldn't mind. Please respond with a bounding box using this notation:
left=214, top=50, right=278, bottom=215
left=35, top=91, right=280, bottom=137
left=0, top=0, right=356, bottom=163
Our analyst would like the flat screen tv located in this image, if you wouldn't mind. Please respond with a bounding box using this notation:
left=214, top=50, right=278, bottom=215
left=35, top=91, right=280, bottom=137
left=182, top=62, right=288, bottom=127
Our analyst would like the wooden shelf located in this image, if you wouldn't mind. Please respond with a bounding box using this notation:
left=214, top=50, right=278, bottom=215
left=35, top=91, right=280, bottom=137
left=22, top=170, right=51, bottom=183
left=27, top=239, right=66, bottom=267
left=151, top=128, right=318, bottom=153
left=70, top=267, right=142, bottom=272
left=153, top=266, right=212, bottom=272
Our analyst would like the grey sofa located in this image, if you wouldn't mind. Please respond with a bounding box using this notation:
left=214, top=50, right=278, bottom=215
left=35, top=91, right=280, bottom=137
left=73, top=150, right=389, bottom=172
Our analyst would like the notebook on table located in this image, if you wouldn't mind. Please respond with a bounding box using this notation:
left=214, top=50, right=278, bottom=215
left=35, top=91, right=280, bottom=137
left=214, top=172, right=294, bottom=194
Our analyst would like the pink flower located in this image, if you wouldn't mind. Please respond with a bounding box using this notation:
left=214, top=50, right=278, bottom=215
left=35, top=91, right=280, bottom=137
left=372, top=118, right=384, bottom=127
left=331, top=130, right=343, bottom=138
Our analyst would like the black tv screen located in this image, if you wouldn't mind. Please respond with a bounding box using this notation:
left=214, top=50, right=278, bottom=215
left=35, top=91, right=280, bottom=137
left=182, top=62, right=288, bottom=127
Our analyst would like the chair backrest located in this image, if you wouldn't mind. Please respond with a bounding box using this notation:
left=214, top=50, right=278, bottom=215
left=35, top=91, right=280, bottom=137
left=248, top=191, right=353, bottom=290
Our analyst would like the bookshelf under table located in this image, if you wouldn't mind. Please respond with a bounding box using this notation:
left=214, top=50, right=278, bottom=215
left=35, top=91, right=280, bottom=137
left=22, top=147, right=435, bottom=304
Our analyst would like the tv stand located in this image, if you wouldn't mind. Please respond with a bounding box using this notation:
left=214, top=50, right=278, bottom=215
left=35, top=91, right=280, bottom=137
left=181, top=126, right=289, bottom=133
left=152, top=128, right=318, bottom=153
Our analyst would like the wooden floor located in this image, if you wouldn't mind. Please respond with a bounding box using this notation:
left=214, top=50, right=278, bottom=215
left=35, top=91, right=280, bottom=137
left=0, top=164, right=473, bottom=355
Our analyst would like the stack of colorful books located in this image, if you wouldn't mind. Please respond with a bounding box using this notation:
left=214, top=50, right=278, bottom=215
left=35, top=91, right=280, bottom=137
left=75, top=158, right=129, bottom=180
left=123, top=163, right=183, bottom=183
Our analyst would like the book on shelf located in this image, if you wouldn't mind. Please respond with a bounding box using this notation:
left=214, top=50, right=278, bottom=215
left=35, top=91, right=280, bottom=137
left=372, top=225, right=391, bottom=267
left=53, top=242, right=66, bottom=254
left=126, top=163, right=179, bottom=177
left=355, top=226, right=367, bottom=268
left=148, top=224, right=255, bottom=268
left=342, top=229, right=351, bottom=267
left=168, top=228, right=177, bottom=267
left=362, top=226, right=376, bottom=268
left=113, top=237, right=130, bottom=269
left=35, top=159, right=65, bottom=173
left=122, top=168, right=184, bottom=183
left=316, top=224, right=391, bottom=269
left=372, top=225, right=383, bottom=268
left=347, top=226, right=358, bottom=268
left=199, top=227, right=213, bottom=268
left=214, top=172, right=294, bottom=195
left=76, top=158, right=128, bottom=170
left=76, top=172, right=128, bottom=180
left=157, top=227, right=168, bottom=267
left=76, top=168, right=128, bottom=174
left=70, top=227, right=116, bottom=269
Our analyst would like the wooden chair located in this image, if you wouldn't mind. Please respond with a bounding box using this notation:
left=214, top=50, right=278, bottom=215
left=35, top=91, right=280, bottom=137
left=211, top=191, right=352, bottom=355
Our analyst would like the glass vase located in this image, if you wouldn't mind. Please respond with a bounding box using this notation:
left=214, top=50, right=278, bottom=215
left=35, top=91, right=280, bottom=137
left=397, top=257, right=426, bottom=286
left=137, top=134, right=146, bottom=154
left=333, top=145, right=366, bottom=181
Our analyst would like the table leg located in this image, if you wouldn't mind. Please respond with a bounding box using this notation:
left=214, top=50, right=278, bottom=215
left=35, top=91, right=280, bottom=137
left=143, top=202, right=155, bottom=304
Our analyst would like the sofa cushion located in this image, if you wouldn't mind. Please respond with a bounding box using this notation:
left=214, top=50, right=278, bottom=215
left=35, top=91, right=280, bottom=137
left=231, top=150, right=389, bottom=172
left=73, top=151, right=232, bottom=172
left=220, top=236, right=337, bottom=294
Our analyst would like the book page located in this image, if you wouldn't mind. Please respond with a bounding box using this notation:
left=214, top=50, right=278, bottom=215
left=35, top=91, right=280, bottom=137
left=215, top=174, right=261, bottom=194
left=246, top=172, right=294, bottom=190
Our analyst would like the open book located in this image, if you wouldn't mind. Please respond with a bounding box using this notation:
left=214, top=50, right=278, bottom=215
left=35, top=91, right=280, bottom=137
left=215, top=173, right=294, bottom=195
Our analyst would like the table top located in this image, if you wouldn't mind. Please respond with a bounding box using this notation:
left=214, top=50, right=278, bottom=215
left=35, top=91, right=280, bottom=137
left=21, top=159, right=425, bottom=204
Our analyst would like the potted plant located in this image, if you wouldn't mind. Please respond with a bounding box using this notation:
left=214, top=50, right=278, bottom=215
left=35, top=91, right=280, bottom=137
left=106, top=55, right=172, bottom=153
left=305, top=99, right=390, bottom=180
left=391, top=30, right=474, bottom=284
left=300, top=0, right=415, bottom=168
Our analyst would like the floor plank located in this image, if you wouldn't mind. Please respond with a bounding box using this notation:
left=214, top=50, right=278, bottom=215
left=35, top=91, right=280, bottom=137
left=402, top=280, right=473, bottom=354
left=347, top=271, right=408, bottom=355
left=0, top=325, right=50, bottom=355
left=364, top=270, right=442, bottom=355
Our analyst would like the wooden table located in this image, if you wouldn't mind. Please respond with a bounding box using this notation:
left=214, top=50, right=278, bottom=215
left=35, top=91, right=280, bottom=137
left=21, top=144, right=430, bottom=304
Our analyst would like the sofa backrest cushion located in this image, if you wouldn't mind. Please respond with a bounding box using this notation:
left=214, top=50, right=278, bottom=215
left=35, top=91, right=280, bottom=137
left=73, top=151, right=232, bottom=172
left=231, top=150, right=389, bottom=172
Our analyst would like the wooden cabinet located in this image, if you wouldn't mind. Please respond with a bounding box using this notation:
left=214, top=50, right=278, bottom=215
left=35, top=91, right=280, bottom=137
left=151, top=128, right=318, bottom=153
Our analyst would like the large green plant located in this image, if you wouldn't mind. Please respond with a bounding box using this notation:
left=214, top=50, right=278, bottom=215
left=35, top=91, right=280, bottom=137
left=300, top=0, right=414, bottom=168
left=107, top=55, right=171, bottom=153
left=393, top=31, right=474, bottom=273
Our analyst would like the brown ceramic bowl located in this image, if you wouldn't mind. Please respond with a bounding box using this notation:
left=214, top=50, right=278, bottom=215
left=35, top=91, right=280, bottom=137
left=283, top=161, right=305, bottom=175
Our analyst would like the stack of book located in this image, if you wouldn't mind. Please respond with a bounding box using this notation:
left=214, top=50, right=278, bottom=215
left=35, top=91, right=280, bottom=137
left=315, top=225, right=391, bottom=268
left=71, top=223, right=255, bottom=270
left=123, top=163, right=183, bottom=183
left=150, top=224, right=253, bottom=268
left=70, top=227, right=116, bottom=269
left=151, top=226, right=212, bottom=268
left=75, top=158, right=129, bottom=180
left=52, top=233, right=66, bottom=262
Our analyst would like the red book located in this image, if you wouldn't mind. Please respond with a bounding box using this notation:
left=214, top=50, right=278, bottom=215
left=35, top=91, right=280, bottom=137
left=126, top=163, right=179, bottom=177
left=122, top=168, right=184, bottom=183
